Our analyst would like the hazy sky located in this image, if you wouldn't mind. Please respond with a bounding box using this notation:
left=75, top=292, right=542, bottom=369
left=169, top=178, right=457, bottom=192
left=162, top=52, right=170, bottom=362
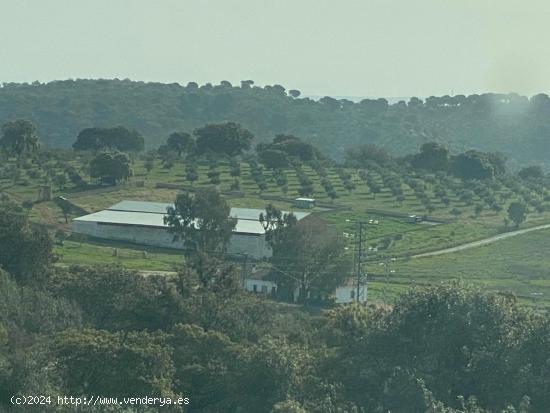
left=1, top=0, right=549, bottom=97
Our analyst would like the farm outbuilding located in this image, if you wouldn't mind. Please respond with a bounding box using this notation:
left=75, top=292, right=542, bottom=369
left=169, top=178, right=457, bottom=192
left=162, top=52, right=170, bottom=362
left=72, top=200, right=310, bottom=259
left=294, top=197, right=316, bottom=209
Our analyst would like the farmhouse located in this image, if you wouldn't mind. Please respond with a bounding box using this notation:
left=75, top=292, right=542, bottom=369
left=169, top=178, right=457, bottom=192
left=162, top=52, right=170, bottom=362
left=244, top=278, right=277, bottom=295
left=72, top=200, right=310, bottom=259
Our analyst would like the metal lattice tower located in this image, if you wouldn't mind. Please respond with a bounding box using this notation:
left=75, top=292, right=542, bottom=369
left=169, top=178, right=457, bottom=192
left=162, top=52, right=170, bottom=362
left=353, top=221, right=367, bottom=303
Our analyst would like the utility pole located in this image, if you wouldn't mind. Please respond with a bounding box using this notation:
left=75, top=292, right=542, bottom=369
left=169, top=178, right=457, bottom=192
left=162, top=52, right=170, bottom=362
left=354, top=221, right=367, bottom=303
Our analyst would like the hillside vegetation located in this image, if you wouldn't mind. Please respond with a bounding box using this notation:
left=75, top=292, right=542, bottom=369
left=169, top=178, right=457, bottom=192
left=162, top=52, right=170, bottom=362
left=2, top=79, right=550, bottom=166
left=2, top=112, right=550, bottom=412
left=2, top=133, right=550, bottom=306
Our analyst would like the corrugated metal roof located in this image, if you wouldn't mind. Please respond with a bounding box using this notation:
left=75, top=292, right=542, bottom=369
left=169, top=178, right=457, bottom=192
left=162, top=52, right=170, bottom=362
left=233, top=219, right=266, bottom=234
left=74, top=200, right=310, bottom=235
left=107, top=201, right=309, bottom=221
left=109, top=200, right=172, bottom=214
left=230, top=207, right=309, bottom=221
left=74, top=210, right=168, bottom=228
left=75, top=209, right=267, bottom=235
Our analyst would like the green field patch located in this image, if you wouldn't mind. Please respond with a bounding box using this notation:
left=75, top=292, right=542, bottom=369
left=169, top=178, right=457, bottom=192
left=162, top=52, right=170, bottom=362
left=55, top=239, right=184, bottom=271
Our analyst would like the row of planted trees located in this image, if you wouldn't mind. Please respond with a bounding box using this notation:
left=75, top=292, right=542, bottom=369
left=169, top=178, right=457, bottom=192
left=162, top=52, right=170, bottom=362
left=3, top=117, right=549, bottom=225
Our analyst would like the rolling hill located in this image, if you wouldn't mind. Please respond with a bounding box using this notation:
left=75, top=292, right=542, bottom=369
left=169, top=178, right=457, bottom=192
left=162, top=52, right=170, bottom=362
left=1, top=79, right=550, bottom=167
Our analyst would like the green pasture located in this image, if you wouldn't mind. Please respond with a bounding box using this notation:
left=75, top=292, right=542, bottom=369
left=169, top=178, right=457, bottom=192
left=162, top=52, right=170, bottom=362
left=54, top=239, right=184, bottom=271
left=368, top=227, right=550, bottom=309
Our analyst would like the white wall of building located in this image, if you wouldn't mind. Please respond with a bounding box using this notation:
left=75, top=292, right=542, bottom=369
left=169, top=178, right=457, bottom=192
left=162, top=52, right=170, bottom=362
left=72, top=221, right=272, bottom=259
left=244, top=278, right=277, bottom=294
left=72, top=221, right=184, bottom=249
left=335, top=285, right=367, bottom=304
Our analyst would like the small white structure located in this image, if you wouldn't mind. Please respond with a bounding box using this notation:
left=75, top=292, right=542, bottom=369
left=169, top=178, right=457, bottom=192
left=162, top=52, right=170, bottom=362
left=72, top=200, right=310, bottom=259
left=244, top=278, right=277, bottom=295
left=294, top=197, right=316, bottom=209
left=335, top=284, right=367, bottom=304
left=408, top=214, right=423, bottom=223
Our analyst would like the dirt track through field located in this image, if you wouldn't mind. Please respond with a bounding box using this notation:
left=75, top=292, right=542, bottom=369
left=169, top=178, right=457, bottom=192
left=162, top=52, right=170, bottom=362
left=412, top=223, right=550, bottom=258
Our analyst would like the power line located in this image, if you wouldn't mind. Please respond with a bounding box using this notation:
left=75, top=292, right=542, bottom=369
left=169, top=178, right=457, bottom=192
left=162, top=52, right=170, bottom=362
left=353, top=221, right=367, bottom=303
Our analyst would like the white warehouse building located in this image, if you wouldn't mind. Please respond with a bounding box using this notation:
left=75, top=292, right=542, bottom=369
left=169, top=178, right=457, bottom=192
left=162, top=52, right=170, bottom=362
left=72, top=200, right=309, bottom=259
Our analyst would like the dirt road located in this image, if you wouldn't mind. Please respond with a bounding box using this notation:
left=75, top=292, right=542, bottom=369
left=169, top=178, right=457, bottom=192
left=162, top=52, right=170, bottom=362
left=413, top=223, right=550, bottom=258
